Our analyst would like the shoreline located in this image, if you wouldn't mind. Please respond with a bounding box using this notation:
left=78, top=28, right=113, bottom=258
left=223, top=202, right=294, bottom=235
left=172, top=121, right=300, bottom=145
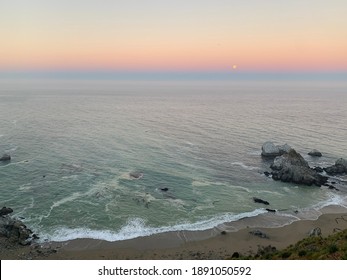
left=2, top=204, right=347, bottom=260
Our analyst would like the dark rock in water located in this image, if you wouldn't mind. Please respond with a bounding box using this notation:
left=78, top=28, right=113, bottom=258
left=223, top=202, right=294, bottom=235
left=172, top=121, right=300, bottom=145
left=129, top=171, right=144, bottom=179
left=323, top=183, right=339, bottom=191
left=0, top=213, right=35, bottom=246
left=264, top=171, right=271, bottom=177
left=328, top=185, right=339, bottom=191
left=313, top=166, right=324, bottom=173
left=324, top=165, right=345, bottom=175
left=160, top=187, right=169, bottom=192
left=32, top=234, right=40, bottom=239
left=249, top=230, right=269, bottom=239
left=324, top=158, right=347, bottom=175
left=0, top=207, right=13, bottom=216
left=221, top=230, right=227, bottom=235
left=0, top=154, right=11, bottom=161
left=308, top=149, right=322, bottom=157
left=266, top=208, right=276, bottom=213
left=261, top=142, right=291, bottom=158
left=253, top=197, right=269, bottom=205
left=270, top=149, right=328, bottom=186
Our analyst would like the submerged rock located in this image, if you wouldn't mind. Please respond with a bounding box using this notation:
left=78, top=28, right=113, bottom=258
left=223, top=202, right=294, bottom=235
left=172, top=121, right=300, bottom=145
left=253, top=197, right=270, bottom=205
left=129, top=171, right=144, bottom=179
left=308, top=149, right=322, bottom=157
left=270, top=149, right=328, bottom=186
left=0, top=153, right=11, bottom=161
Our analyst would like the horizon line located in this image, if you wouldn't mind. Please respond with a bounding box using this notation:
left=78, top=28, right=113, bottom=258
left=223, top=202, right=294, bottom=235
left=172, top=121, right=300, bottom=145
left=0, top=70, right=346, bottom=81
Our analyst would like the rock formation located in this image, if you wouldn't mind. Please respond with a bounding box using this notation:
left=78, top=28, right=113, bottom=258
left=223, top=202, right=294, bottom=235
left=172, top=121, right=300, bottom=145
left=0, top=207, right=13, bottom=216
left=270, top=149, right=328, bottom=186
left=261, top=141, right=291, bottom=157
left=324, top=158, right=347, bottom=175
left=0, top=207, right=36, bottom=246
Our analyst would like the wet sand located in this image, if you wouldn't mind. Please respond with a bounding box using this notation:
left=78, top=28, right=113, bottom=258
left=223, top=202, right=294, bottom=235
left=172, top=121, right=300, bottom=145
left=2, top=205, right=346, bottom=260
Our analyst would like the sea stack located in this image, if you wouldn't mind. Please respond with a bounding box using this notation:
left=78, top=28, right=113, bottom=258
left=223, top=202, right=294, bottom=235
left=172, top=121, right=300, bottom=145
left=270, top=149, right=328, bottom=186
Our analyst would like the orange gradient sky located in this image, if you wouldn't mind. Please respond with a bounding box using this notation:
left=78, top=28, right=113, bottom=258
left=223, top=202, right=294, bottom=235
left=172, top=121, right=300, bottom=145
left=1, top=0, right=347, bottom=72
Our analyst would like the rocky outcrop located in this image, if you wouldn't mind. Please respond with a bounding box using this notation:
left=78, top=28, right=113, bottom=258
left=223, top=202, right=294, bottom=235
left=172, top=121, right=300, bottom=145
left=270, top=149, right=328, bottom=186
left=261, top=141, right=291, bottom=157
left=0, top=153, right=11, bottom=161
left=0, top=207, right=13, bottom=216
left=324, top=158, right=347, bottom=175
left=0, top=208, right=35, bottom=246
left=308, top=149, right=322, bottom=157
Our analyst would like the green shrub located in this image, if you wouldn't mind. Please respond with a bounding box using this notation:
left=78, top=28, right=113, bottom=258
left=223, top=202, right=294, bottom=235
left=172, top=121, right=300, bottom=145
left=298, top=250, right=307, bottom=257
left=281, top=252, right=291, bottom=259
left=328, top=244, right=338, bottom=254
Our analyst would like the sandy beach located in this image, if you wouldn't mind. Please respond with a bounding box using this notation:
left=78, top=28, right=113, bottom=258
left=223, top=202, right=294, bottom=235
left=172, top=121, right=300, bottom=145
left=2, top=205, right=347, bottom=260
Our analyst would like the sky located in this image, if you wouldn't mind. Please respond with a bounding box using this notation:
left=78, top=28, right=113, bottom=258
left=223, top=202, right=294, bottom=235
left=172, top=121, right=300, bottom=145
left=1, top=0, right=347, bottom=78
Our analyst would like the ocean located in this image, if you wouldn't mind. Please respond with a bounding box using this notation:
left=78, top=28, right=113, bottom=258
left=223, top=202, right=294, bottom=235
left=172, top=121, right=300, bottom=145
left=1, top=79, right=347, bottom=242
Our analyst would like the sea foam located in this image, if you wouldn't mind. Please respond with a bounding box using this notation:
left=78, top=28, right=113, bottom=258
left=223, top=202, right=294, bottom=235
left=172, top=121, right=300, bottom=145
left=39, top=209, right=268, bottom=242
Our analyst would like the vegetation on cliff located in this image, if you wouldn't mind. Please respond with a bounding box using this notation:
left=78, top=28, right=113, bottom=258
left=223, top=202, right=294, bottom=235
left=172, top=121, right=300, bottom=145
left=238, top=229, right=347, bottom=260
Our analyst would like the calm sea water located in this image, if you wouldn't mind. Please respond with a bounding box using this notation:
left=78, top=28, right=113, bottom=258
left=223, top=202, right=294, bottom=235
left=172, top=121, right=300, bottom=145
left=1, top=79, right=346, bottom=242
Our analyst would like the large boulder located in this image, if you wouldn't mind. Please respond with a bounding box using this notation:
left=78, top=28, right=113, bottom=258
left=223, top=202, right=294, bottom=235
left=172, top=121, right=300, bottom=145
left=324, top=158, right=347, bottom=175
left=278, top=144, right=292, bottom=154
left=261, top=142, right=291, bottom=157
left=270, top=149, right=328, bottom=186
